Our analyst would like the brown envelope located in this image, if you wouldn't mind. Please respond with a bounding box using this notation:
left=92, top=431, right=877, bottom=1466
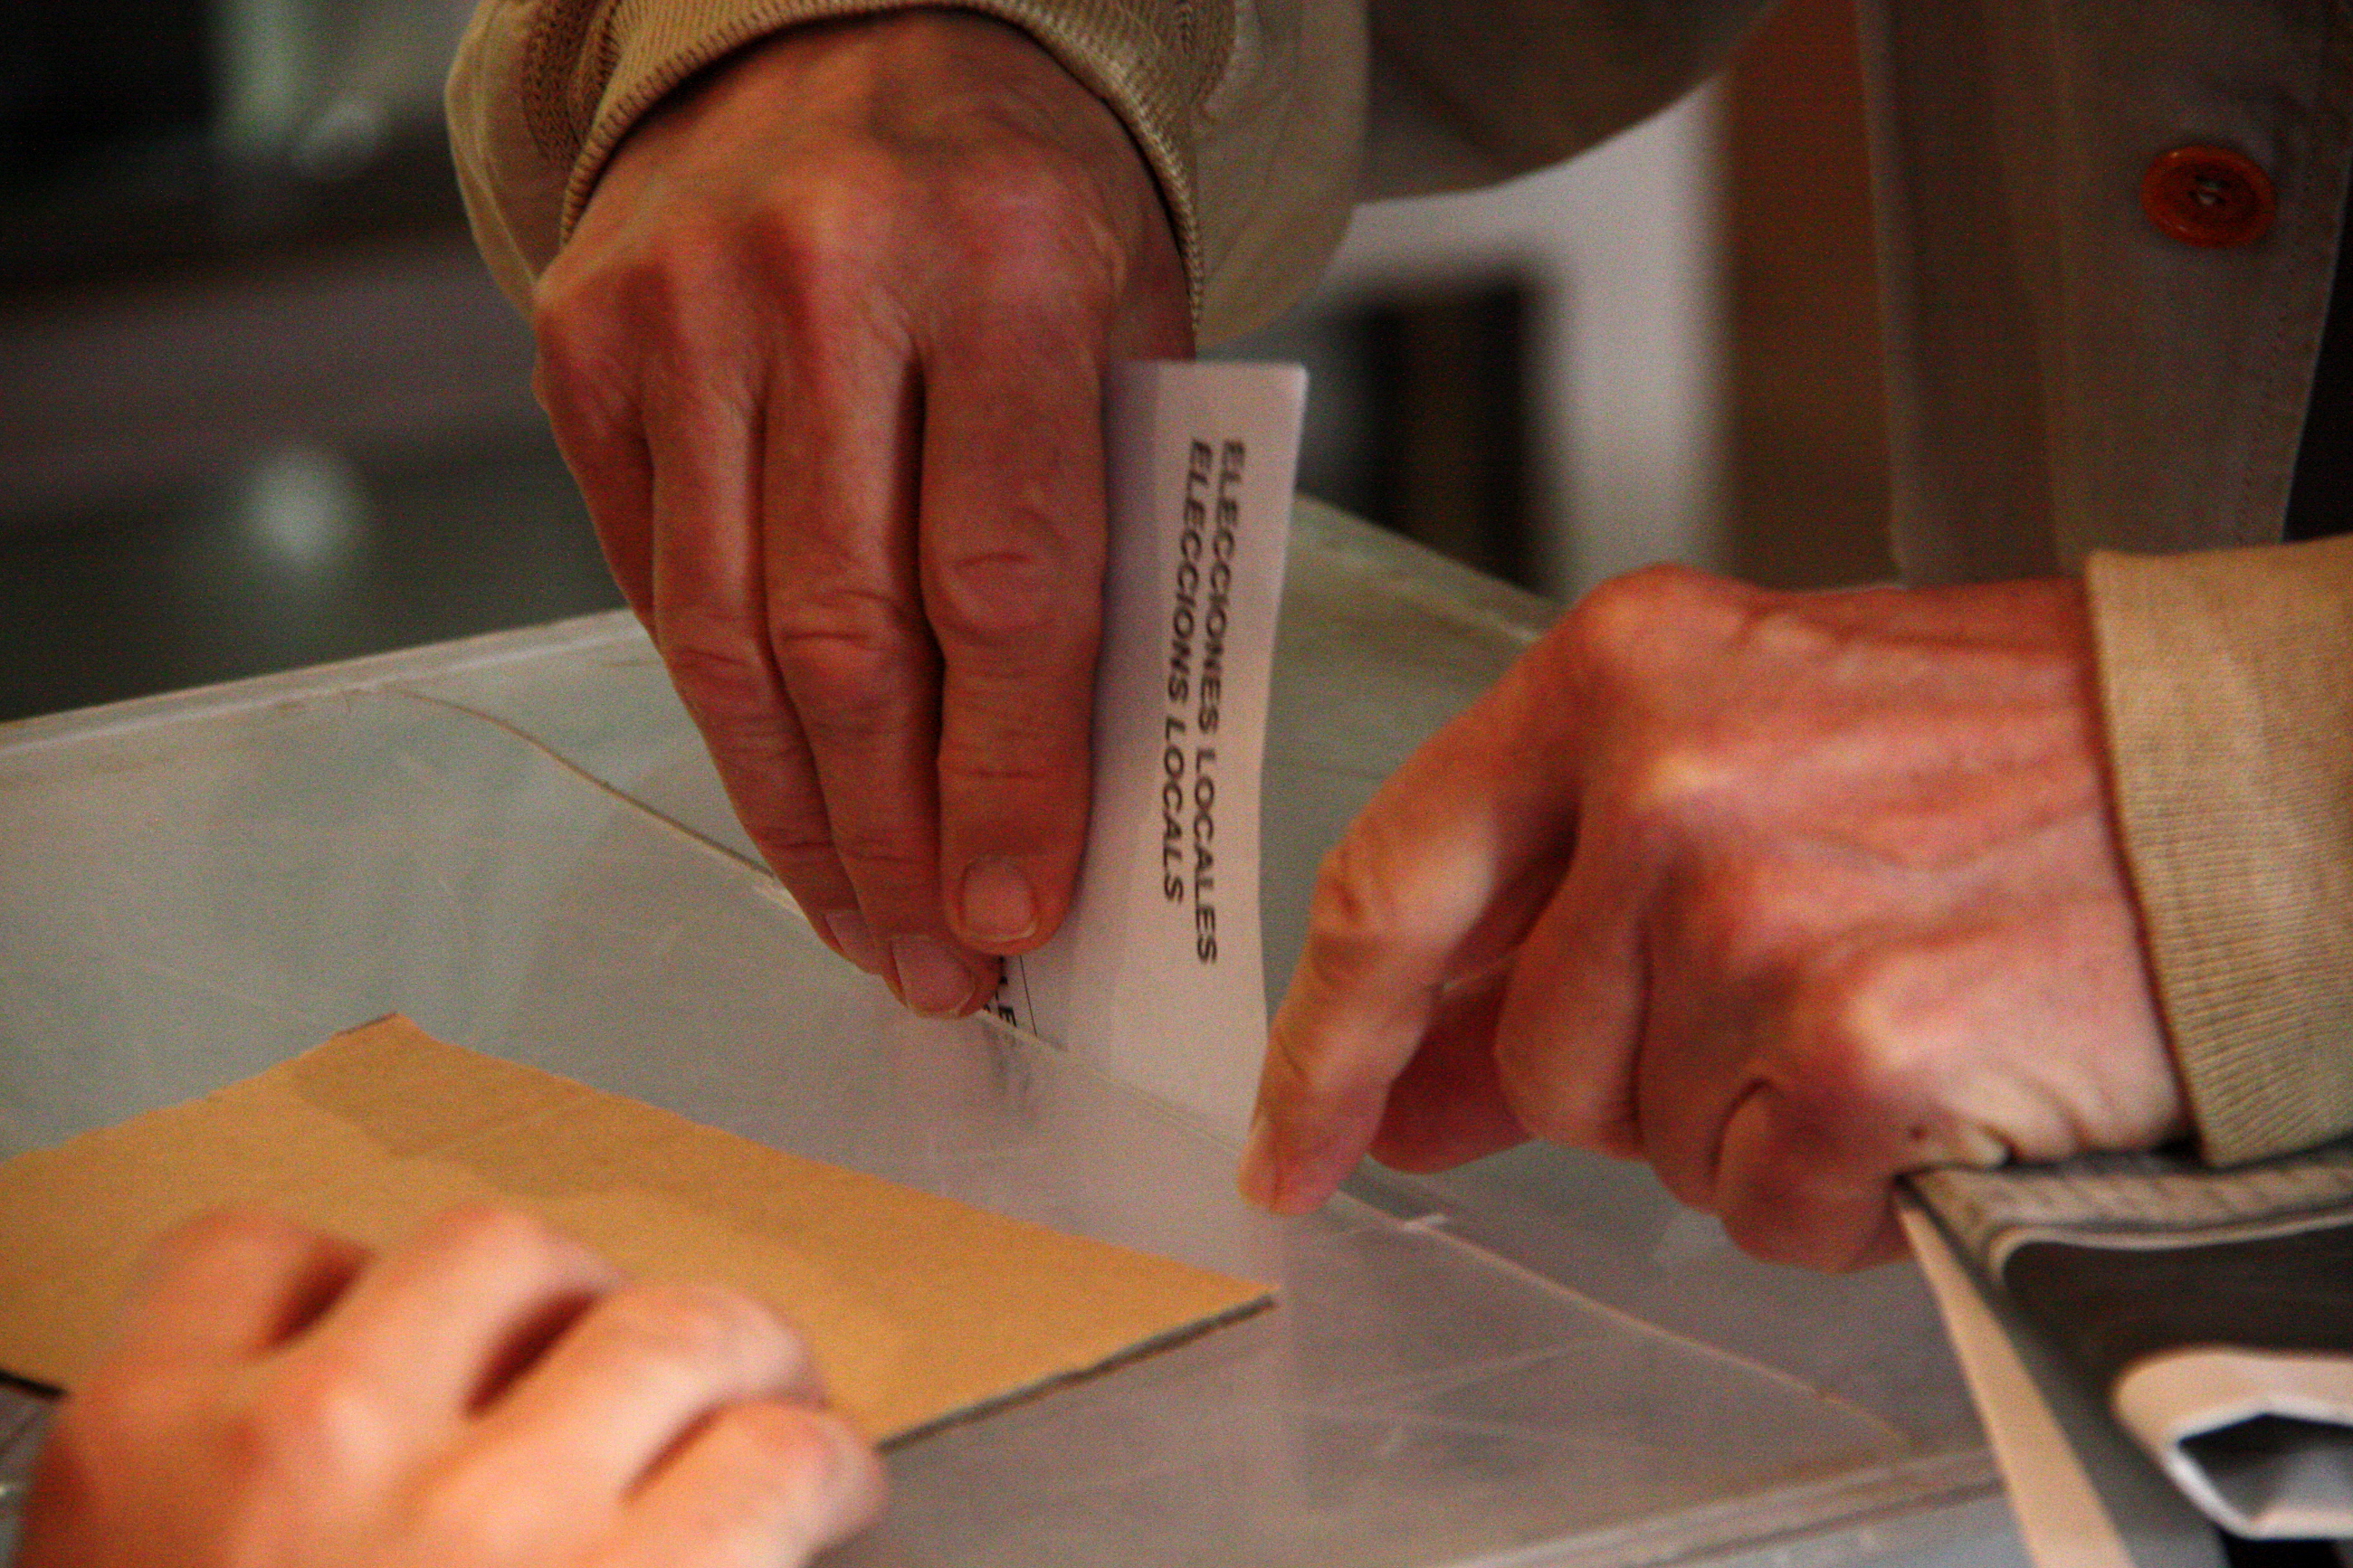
left=0, top=1016, right=1270, bottom=1440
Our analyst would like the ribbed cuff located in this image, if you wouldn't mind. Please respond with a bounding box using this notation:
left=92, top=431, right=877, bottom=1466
left=2088, top=536, right=2353, bottom=1164
left=529, top=0, right=1233, bottom=325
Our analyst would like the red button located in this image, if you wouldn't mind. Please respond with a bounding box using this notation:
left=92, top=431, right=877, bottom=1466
left=2141, top=145, right=2277, bottom=247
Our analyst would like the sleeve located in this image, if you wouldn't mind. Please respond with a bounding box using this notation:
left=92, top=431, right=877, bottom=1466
left=443, top=0, right=1365, bottom=340
left=1358, top=0, right=1772, bottom=198
left=445, top=0, right=1769, bottom=344
left=2087, top=534, right=2353, bottom=1164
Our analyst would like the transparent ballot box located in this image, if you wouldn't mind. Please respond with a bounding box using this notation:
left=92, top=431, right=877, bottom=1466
left=0, top=504, right=2019, bottom=1566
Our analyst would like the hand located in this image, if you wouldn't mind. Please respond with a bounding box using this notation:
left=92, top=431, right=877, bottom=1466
left=1239, top=566, right=2188, bottom=1269
left=17, top=1207, right=883, bottom=1567
left=529, top=11, right=1191, bottom=1017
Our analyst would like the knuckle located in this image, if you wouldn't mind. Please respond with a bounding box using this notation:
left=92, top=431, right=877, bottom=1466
left=1492, top=1056, right=1602, bottom=1149
left=1299, top=808, right=1474, bottom=983
left=1720, top=1198, right=1824, bottom=1270
left=825, top=824, right=932, bottom=886
left=1299, top=889, right=1396, bottom=1008
left=660, top=627, right=778, bottom=727
left=964, top=134, right=1094, bottom=216
left=696, top=1400, right=845, bottom=1492
left=745, top=823, right=840, bottom=870
left=927, top=533, right=1082, bottom=658
left=234, top=1357, right=388, bottom=1487
left=768, top=599, right=916, bottom=740
left=532, top=244, right=767, bottom=438
left=149, top=1206, right=315, bottom=1272
left=770, top=629, right=895, bottom=721
left=555, top=243, right=759, bottom=416
left=933, top=742, right=1081, bottom=831
left=937, top=145, right=1100, bottom=266
left=1586, top=562, right=1723, bottom=625
left=528, top=314, right=634, bottom=444
left=1739, top=598, right=1843, bottom=665
left=937, top=729, right=1075, bottom=790
left=1258, top=1017, right=1346, bottom=1112
left=632, top=215, right=744, bottom=317
left=1614, top=737, right=1741, bottom=840
left=527, top=280, right=595, bottom=366
left=1303, top=833, right=1411, bottom=961
left=1775, top=950, right=1926, bottom=1121
left=529, top=340, right=608, bottom=425
left=749, top=186, right=926, bottom=353
left=1499, top=1085, right=1574, bottom=1145
left=1668, top=856, right=1801, bottom=976
left=655, top=1402, right=884, bottom=1545
left=756, top=162, right=901, bottom=280
left=417, top=1203, right=571, bottom=1278
left=404, top=1205, right=613, bottom=1308
left=748, top=835, right=849, bottom=900
left=595, top=1281, right=794, bottom=1385
left=1719, top=1162, right=1885, bottom=1274
left=527, top=267, right=595, bottom=357
left=1555, top=565, right=1741, bottom=692
left=1561, top=565, right=1699, bottom=661
left=541, top=218, right=730, bottom=340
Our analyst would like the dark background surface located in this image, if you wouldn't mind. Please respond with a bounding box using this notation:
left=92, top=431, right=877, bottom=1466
left=0, top=0, right=1899, bottom=723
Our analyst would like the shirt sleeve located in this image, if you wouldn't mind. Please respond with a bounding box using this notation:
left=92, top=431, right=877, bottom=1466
left=2088, top=534, right=2353, bottom=1164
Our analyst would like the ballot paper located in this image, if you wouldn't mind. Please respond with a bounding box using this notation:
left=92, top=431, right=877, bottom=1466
left=0, top=1016, right=1271, bottom=1442
left=986, top=362, right=1309, bottom=1145
left=1906, top=1145, right=2353, bottom=1555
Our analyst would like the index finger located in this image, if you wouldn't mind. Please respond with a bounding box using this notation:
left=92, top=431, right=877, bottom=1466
left=1240, top=663, right=1582, bottom=1214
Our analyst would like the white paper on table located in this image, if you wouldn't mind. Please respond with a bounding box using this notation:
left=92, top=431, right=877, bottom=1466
left=2113, top=1336, right=2353, bottom=1538
left=985, top=362, right=1309, bottom=1148
left=1910, top=1154, right=2353, bottom=1543
left=1900, top=1202, right=2228, bottom=1568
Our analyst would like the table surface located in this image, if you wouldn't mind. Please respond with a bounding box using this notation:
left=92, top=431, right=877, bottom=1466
left=0, top=501, right=2025, bottom=1567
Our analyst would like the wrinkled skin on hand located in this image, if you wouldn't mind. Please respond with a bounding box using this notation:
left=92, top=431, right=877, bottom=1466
left=1241, top=566, right=2188, bottom=1269
left=18, top=1207, right=884, bottom=1568
left=534, top=12, right=1192, bottom=1017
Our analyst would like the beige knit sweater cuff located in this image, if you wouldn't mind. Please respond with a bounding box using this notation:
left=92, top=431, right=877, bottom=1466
left=2089, top=535, right=2353, bottom=1164
left=446, top=0, right=1236, bottom=318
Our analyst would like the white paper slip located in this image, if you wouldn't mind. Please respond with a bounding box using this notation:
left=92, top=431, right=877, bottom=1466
left=986, top=361, right=1309, bottom=1146
left=1911, top=1150, right=2353, bottom=1541
left=1900, top=1202, right=2227, bottom=1568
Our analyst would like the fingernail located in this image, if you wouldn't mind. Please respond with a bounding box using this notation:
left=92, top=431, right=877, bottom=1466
left=824, top=911, right=882, bottom=973
left=1239, top=1108, right=1282, bottom=1211
left=959, top=858, right=1038, bottom=946
left=891, top=936, right=976, bottom=1017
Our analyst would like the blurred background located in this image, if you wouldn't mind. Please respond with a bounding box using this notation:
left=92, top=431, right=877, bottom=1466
left=0, top=0, right=1891, bottom=722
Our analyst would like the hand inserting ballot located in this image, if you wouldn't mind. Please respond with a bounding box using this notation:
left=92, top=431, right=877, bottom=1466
left=16, top=1206, right=883, bottom=1567
left=1243, top=567, right=2189, bottom=1269
left=530, top=11, right=1192, bottom=1017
